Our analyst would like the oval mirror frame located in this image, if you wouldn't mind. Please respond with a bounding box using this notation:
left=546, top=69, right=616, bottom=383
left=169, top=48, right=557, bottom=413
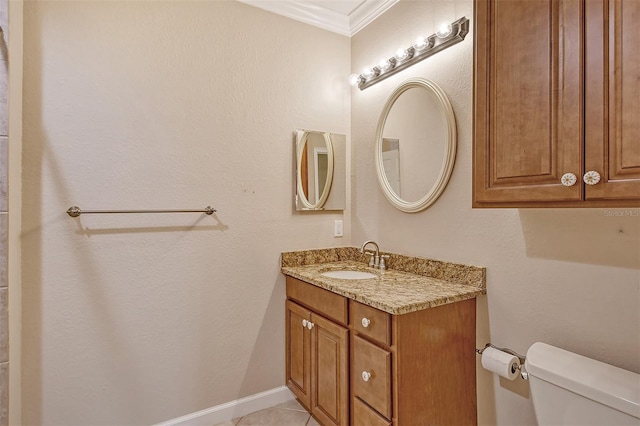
left=296, top=131, right=335, bottom=210
left=374, top=78, right=457, bottom=213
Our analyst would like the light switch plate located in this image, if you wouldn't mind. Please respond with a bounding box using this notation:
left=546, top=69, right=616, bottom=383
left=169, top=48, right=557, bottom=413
left=334, top=220, right=343, bottom=237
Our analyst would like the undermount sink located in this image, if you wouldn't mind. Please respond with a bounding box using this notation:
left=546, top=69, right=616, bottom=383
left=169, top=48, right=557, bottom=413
left=321, top=270, right=378, bottom=280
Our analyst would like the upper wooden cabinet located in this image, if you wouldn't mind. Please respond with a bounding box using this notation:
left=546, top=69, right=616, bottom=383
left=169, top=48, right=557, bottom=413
left=473, top=0, right=640, bottom=207
left=585, top=0, right=640, bottom=202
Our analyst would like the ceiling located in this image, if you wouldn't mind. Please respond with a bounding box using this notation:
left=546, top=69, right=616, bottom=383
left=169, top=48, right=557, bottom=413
left=236, top=0, right=399, bottom=36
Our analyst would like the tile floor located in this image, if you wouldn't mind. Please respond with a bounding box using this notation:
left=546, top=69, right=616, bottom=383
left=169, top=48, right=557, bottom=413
left=213, top=399, right=320, bottom=426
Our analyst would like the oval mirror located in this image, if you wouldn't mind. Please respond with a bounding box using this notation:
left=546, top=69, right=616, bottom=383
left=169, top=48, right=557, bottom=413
left=375, top=78, right=457, bottom=213
left=296, top=130, right=335, bottom=210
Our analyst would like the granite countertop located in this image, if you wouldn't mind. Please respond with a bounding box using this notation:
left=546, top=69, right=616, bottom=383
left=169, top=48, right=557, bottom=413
left=281, top=248, right=486, bottom=315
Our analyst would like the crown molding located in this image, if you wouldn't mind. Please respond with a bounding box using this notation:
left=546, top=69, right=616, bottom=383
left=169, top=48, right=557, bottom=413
left=350, top=0, right=398, bottom=35
left=236, top=0, right=398, bottom=37
left=237, top=0, right=351, bottom=35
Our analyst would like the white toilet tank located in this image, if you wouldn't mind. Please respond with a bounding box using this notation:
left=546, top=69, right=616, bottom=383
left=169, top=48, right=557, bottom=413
left=525, top=342, right=640, bottom=425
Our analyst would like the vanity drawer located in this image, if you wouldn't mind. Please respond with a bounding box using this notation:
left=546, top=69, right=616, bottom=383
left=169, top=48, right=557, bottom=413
left=353, top=397, right=391, bottom=426
left=352, top=335, right=392, bottom=420
left=286, top=277, right=348, bottom=325
left=350, top=300, right=391, bottom=346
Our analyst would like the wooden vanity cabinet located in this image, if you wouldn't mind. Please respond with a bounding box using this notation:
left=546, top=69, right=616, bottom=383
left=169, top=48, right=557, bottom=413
left=286, top=276, right=477, bottom=426
left=350, top=299, right=477, bottom=426
left=473, top=0, right=640, bottom=207
left=286, top=278, right=349, bottom=426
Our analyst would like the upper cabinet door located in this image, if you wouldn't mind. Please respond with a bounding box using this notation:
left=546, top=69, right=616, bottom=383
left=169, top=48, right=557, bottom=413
left=474, top=0, right=583, bottom=205
left=585, top=0, right=640, bottom=201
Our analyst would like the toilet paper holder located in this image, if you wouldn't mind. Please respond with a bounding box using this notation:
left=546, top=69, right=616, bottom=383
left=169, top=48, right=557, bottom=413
left=476, top=343, right=529, bottom=380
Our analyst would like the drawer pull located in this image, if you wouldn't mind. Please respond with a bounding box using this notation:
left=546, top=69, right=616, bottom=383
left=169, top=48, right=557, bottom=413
left=307, top=321, right=314, bottom=330
left=361, top=317, right=371, bottom=328
left=302, top=319, right=308, bottom=327
left=361, top=371, right=372, bottom=382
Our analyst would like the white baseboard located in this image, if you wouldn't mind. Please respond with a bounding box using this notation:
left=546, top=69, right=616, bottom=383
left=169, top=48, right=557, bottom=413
left=155, top=386, right=295, bottom=426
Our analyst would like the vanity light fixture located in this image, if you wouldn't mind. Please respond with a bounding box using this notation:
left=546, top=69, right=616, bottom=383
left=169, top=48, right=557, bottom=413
left=349, top=16, right=469, bottom=90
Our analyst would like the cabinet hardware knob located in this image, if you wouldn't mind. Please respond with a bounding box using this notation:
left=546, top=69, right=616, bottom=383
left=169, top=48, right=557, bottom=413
left=361, top=318, right=371, bottom=328
left=361, top=371, right=372, bottom=382
left=583, top=170, right=601, bottom=186
left=302, top=319, right=308, bottom=327
left=561, top=173, right=577, bottom=187
left=307, top=322, right=314, bottom=330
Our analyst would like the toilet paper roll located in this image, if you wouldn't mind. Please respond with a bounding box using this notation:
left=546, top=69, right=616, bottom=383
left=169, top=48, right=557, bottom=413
left=481, top=346, right=520, bottom=380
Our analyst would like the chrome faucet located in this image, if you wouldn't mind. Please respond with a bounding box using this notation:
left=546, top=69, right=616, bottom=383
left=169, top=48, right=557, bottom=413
left=360, top=240, right=379, bottom=268
left=361, top=240, right=390, bottom=269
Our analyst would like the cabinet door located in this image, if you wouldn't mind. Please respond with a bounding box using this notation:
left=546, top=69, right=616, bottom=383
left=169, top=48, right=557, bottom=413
left=310, top=313, right=349, bottom=426
left=474, top=0, right=583, bottom=205
left=286, top=300, right=311, bottom=409
left=585, top=0, right=640, bottom=200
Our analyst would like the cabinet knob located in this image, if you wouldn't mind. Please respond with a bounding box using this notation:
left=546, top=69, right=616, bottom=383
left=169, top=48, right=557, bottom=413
left=361, top=371, right=372, bottom=382
left=561, top=173, right=577, bottom=187
left=361, top=318, right=371, bottom=328
left=583, top=170, right=601, bottom=186
left=302, top=319, right=308, bottom=327
left=307, top=322, right=314, bottom=330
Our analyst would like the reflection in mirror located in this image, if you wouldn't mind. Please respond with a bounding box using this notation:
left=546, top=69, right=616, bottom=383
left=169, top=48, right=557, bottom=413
left=382, top=138, right=401, bottom=195
left=299, top=132, right=331, bottom=205
left=295, top=130, right=346, bottom=211
left=375, top=78, right=457, bottom=213
left=382, top=87, right=447, bottom=201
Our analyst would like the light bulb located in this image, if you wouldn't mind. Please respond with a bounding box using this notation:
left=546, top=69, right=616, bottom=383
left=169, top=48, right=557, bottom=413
left=378, top=58, right=393, bottom=71
left=413, top=36, right=430, bottom=51
left=348, top=73, right=363, bottom=87
left=394, top=48, right=409, bottom=62
left=436, top=22, right=452, bottom=38
left=362, top=67, right=377, bottom=79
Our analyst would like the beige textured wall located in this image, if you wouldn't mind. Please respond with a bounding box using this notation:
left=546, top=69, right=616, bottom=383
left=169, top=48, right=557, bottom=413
left=8, top=0, right=23, bottom=423
left=0, top=0, right=11, bottom=423
left=351, top=1, right=640, bottom=424
left=22, top=1, right=349, bottom=424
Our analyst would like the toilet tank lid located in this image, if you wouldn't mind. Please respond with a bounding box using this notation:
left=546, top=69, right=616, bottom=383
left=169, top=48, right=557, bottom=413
left=525, top=342, right=640, bottom=419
